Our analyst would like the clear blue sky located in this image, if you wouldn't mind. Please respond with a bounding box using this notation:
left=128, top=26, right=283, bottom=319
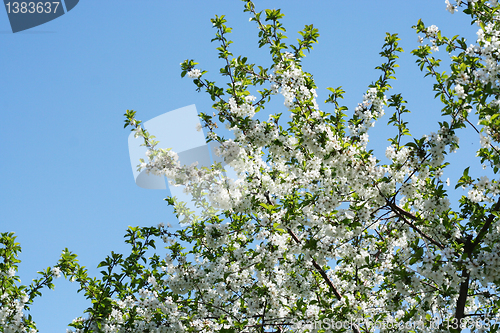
left=0, top=1, right=485, bottom=331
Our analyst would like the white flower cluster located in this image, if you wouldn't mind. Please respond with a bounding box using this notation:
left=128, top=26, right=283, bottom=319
left=425, top=127, right=460, bottom=167
left=51, top=266, right=61, bottom=278
left=466, top=243, right=500, bottom=284
left=466, top=175, right=499, bottom=203
left=446, top=0, right=456, bottom=14
left=216, top=139, right=243, bottom=168
left=0, top=292, right=35, bottom=333
left=425, top=24, right=440, bottom=51
left=470, top=19, right=500, bottom=89
left=273, top=60, right=319, bottom=111
left=454, top=83, right=467, bottom=99
left=140, top=148, right=181, bottom=180
left=246, top=119, right=279, bottom=148
left=227, top=96, right=256, bottom=118
left=106, top=5, right=500, bottom=330
left=454, top=2, right=500, bottom=180
left=349, top=87, right=386, bottom=137
left=187, top=68, right=202, bottom=79
left=426, top=25, right=439, bottom=38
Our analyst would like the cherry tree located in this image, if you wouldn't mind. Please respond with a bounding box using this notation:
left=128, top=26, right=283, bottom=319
left=3, top=0, right=500, bottom=332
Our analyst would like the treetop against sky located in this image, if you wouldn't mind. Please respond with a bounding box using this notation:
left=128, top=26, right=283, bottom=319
left=2, top=0, right=500, bottom=332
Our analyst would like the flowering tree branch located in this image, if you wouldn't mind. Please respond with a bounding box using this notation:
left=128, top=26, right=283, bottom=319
left=5, top=1, right=500, bottom=332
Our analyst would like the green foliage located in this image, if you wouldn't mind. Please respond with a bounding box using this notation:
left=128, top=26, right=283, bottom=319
left=6, top=1, right=500, bottom=332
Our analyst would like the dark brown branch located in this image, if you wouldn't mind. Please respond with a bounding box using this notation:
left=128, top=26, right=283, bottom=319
left=455, top=236, right=473, bottom=325
left=261, top=298, right=268, bottom=333
left=286, top=228, right=361, bottom=333
left=454, top=198, right=500, bottom=324
left=386, top=200, right=444, bottom=249
left=471, top=197, right=500, bottom=251
left=455, top=269, right=470, bottom=322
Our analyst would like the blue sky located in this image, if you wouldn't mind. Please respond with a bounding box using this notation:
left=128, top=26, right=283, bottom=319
left=0, top=1, right=486, bottom=331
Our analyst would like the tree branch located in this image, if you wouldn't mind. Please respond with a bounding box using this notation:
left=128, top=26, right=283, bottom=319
left=455, top=197, right=500, bottom=324
left=386, top=200, right=444, bottom=249
left=454, top=236, right=473, bottom=325
left=471, top=197, right=500, bottom=251
left=286, top=228, right=361, bottom=333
